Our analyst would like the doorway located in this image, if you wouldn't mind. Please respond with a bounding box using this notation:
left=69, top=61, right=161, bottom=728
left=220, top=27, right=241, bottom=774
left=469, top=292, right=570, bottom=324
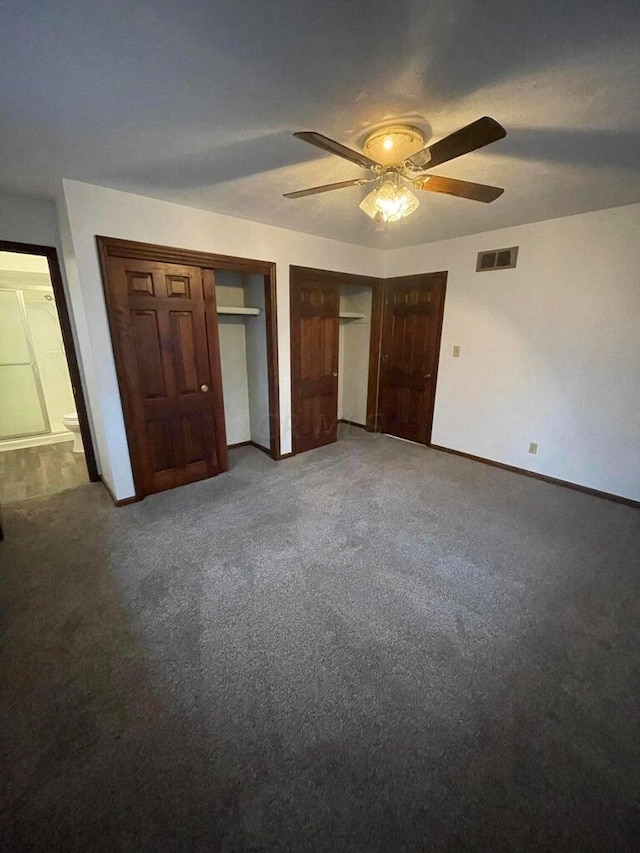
left=97, top=237, right=280, bottom=500
left=289, top=266, right=383, bottom=454
left=0, top=241, right=98, bottom=507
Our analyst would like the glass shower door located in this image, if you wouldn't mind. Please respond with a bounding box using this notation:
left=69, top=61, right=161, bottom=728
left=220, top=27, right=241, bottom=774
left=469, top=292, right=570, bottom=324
left=0, top=289, right=50, bottom=439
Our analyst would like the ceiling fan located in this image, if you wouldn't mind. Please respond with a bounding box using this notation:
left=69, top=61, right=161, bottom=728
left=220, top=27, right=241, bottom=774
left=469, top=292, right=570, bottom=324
left=284, top=117, right=506, bottom=223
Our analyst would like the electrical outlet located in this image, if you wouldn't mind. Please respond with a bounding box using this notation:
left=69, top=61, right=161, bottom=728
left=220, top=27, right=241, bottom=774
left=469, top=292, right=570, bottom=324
left=528, top=442, right=538, bottom=454
left=452, top=345, right=460, bottom=358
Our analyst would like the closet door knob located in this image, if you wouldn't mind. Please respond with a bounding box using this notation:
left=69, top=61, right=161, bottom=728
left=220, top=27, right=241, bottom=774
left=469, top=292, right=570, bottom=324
left=200, top=384, right=209, bottom=392
left=332, top=371, right=338, bottom=377
left=424, top=373, right=432, bottom=380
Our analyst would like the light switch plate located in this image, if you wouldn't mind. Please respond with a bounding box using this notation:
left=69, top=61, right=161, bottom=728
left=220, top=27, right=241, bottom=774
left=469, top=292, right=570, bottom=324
left=528, top=442, right=538, bottom=454
left=453, top=345, right=460, bottom=358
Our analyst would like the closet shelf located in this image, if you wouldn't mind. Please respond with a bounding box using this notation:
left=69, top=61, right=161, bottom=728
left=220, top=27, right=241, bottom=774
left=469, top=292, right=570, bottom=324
left=216, top=306, right=261, bottom=316
left=339, top=312, right=367, bottom=320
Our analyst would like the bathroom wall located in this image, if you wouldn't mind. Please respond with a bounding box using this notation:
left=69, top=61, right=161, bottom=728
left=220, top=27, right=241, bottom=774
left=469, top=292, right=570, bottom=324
left=0, top=251, right=75, bottom=449
left=23, top=289, right=75, bottom=435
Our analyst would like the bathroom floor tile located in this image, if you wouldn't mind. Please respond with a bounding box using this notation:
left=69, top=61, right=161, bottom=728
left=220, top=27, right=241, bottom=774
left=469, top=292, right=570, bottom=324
left=0, top=441, right=89, bottom=506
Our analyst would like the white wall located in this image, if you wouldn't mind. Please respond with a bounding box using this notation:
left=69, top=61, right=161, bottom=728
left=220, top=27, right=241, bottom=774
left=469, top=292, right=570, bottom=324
left=58, top=178, right=639, bottom=503
left=385, top=203, right=640, bottom=502
left=59, top=179, right=383, bottom=500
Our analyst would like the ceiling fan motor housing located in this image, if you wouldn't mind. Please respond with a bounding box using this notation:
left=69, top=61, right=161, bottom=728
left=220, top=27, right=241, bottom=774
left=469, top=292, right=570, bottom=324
left=363, top=125, right=425, bottom=167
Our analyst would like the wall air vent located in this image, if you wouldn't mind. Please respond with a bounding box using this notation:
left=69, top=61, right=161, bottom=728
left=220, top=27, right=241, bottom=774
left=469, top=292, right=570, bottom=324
left=476, top=246, right=519, bottom=272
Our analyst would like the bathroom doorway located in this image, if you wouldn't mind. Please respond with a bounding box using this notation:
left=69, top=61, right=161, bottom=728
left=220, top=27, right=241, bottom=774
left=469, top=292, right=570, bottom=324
left=0, top=241, right=97, bottom=506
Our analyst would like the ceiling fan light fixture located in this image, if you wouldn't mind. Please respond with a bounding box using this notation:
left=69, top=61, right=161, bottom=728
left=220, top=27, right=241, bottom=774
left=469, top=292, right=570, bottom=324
left=287, top=116, right=506, bottom=213
left=359, top=180, right=419, bottom=223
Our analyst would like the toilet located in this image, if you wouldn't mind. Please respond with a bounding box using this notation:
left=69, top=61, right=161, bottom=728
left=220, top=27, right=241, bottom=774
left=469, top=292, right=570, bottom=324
left=62, top=412, right=84, bottom=454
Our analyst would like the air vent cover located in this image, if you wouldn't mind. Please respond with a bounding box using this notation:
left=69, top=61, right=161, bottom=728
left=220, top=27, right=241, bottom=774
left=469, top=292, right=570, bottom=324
left=476, top=246, right=518, bottom=272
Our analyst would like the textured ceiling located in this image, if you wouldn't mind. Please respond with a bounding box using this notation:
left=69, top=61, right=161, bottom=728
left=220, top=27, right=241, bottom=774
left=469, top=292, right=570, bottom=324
left=1, top=0, right=639, bottom=248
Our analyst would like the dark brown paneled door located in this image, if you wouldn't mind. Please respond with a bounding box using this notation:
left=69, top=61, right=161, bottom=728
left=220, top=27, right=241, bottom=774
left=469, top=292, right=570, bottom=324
left=291, top=278, right=340, bottom=453
left=105, top=257, right=228, bottom=496
left=378, top=273, right=446, bottom=445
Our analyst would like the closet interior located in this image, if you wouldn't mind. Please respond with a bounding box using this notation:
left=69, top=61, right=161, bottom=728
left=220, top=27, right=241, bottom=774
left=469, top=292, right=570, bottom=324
left=215, top=270, right=271, bottom=452
left=338, top=284, right=373, bottom=429
left=289, top=266, right=381, bottom=455
left=97, top=238, right=280, bottom=499
left=290, top=265, right=447, bottom=456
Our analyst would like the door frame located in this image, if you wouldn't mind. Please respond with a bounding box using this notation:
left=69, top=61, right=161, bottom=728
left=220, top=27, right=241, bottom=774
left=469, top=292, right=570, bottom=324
left=96, top=237, right=281, bottom=498
left=380, top=272, right=448, bottom=446
left=0, top=239, right=99, bottom=482
left=289, top=265, right=384, bottom=455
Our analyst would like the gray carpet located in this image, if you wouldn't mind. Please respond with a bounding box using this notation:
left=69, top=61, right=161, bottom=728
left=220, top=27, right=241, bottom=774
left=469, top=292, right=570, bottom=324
left=1, top=426, right=639, bottom=852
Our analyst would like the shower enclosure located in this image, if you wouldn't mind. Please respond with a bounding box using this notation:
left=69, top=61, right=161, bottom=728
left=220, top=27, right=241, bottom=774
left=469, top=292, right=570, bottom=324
left=0, top=285, right=75, bottom=444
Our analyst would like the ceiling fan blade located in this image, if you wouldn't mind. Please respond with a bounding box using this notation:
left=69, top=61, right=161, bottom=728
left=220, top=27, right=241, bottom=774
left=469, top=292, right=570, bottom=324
left=283, top=178, right=373, bottom=199
left=408, top=117, right=506, bottom=170
left=413, top=174, right=504, bottom=203
left=294, top=131, right=380, bottom=170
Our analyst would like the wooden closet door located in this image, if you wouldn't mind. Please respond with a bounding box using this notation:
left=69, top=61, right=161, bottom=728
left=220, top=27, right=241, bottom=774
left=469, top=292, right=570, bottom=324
left=378, top=273, right=446, bottom=445
left=104, top=257, right=228, bottom=496
left=291, top=277, right=339, bottom=453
